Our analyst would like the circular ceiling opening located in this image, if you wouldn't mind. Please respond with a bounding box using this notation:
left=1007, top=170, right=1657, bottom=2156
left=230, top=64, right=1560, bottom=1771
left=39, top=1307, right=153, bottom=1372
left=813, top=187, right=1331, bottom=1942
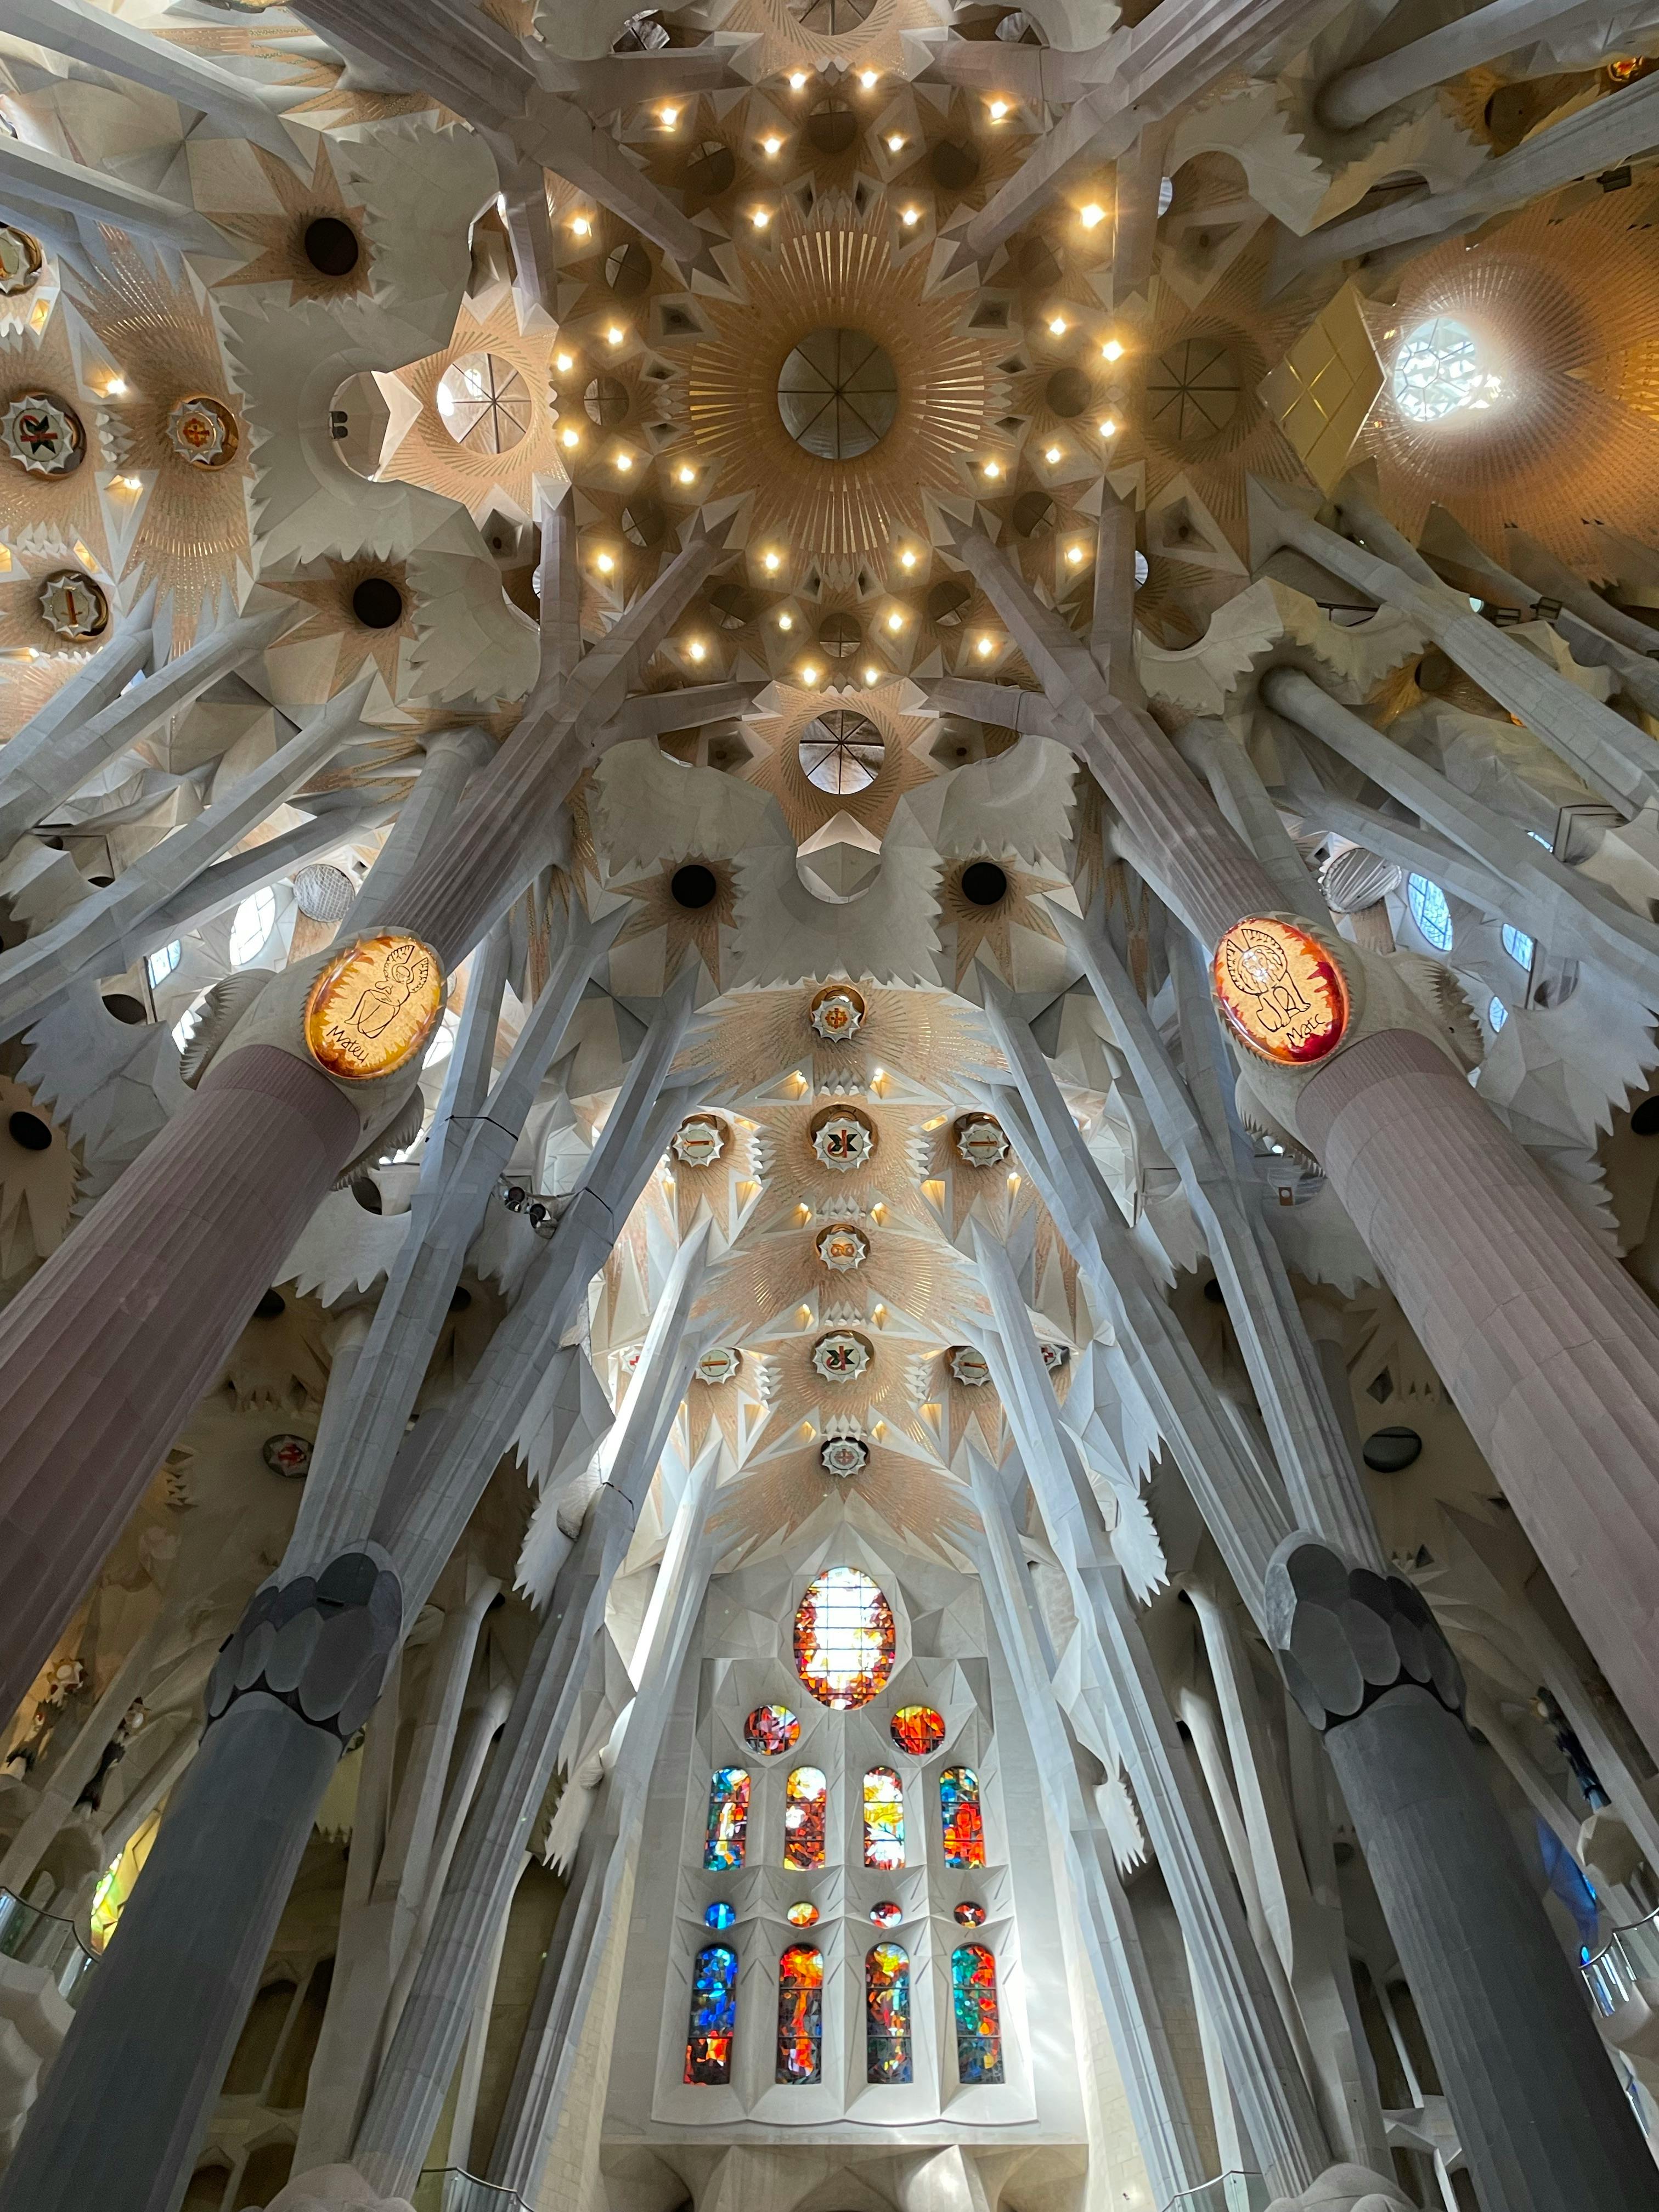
left=1391, top=316, right=1492, bottom=422
left=799, top=709, right=885, bottom=794
left=671, top=862, right=719, bottom=909
left=930, top=140, right=981, bottom=190
left=807, top=97, right=859, bottom=155
left=1044, top=365, right=1092, bottom=419
left=304, top=217, right=360, bottom=276
left=436, top=353, right=532, bottom=454
left=1146, top=337, right=1240, bottom=444
left=960, top=860, right=1009, bottom=906
left=778, top=329, right=899, bottom=461
left=8, top=1110, right=52, bottom=1152
left=352, top=577, right=404, bottom=628
left=584, top=375, right=629, bottom=427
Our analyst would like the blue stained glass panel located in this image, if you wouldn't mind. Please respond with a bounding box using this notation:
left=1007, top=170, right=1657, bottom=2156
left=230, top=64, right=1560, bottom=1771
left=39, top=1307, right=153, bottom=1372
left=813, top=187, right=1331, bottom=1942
left=704, top=1766, right=749, bottom=1870
left=1407, top=874, right=1453, bottom=952
left=704, top=1900, right=736, bottom=1930
left=685, top=1942, right=737, bottom=2085
left=952, top=1941, right=1005, bottom=2084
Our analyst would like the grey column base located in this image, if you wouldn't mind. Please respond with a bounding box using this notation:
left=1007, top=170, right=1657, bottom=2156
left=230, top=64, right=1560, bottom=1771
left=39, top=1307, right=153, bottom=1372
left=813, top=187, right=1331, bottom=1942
left=0, top=1695, right=339, bottom=2212
left=1325, top=1686, right=1656, bottom=2212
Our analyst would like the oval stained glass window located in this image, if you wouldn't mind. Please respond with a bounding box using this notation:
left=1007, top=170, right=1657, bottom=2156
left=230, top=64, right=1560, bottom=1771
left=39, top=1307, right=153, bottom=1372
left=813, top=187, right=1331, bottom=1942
left=776, top=1942, right=823, bottom=2084
left=744, top=1703, right=800, bottom=1756
left=863, top=1767, right=905, bottom=1871
left=783, top=1765, right=828, bottom=1870
left=704, top=1767, right=749, bottom=1871
left=890, top=1703, right=945, bottom=1755
left=952, top=1942, right=1004, bottom=2084
left=685, top=1943, right=737, bottom=2084
left=870, top=1899, right=902, bottom=1929
left=704, top=1900, right=736, bottom=1930
left=793, top=1566, right=896, bottom=1709
left=787, top=1900, right=819, bottom=1927
left=866, top=1941, right=913, bottom=2083
left=941, top=1765, right=985, bottom=1869
left=953, top=1901, right=987, bottom=1927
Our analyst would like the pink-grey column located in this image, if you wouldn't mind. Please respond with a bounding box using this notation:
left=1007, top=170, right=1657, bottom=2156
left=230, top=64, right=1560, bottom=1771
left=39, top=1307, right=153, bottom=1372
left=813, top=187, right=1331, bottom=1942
left=0, top=1047, right=358, bottom=1726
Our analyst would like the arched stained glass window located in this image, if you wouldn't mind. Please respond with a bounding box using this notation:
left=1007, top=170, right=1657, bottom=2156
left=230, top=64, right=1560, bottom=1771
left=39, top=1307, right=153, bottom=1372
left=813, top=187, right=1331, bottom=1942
left=952, top=1942, right=1005, bottom=2084
left=941, top=1765, right=985, bottom=1867
left=685, top=1942, right=737, bottom=2085
left=776, top=1942, right=823, bottom=2083
left=863, top=1766, right=905, bottom=1870
left=1406, top=874, right=1453, bottom=952
left=866, top=1940, right=912, bottom=2083
left=793, top=1566, right=896, bottom=1709
left=783, top=1765, right=827, bottom=1869
left=704, top=1767, right=749, bottom=1870
left=1502, top=923, right=1535, bottom=970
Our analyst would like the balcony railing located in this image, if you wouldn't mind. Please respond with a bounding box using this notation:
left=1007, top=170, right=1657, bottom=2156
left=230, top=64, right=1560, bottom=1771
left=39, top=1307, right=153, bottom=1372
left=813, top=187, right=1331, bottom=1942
left=413, top=2170, right=532, bottom=2212
left=1164, top=2177, right=1269, bottom=2212
left=0, top=1889, right=98, bottom=2006
left=1583, top=1904, right=1659, bottom=2017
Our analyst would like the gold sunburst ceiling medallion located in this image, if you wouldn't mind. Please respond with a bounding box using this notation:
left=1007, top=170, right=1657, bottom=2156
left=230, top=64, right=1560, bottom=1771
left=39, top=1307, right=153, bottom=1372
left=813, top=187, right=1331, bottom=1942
left=682, top=200, right=1006, bottom=579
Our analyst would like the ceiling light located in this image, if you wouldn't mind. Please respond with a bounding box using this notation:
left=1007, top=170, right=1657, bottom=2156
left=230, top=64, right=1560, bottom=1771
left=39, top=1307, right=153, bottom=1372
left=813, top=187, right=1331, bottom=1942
left=977, top=635, right=995, bottom=656
left=1080, top=202, right=1105, bottom=228
left=606, top=324, right=625, bottom=345
left=104, top=376, right=127, bottom=396
left=762, top=133, right=782, bottom=155
left=613, top=449, right=633, bottom=470
left=887, top=610, right=904, bottom=631
left=561, top=427, right=581, bottom=447
left=688, top=640, right=706, bottom=661
left=1045, top=444, right=1062, bottom=464
left=660, top=106, right=679, bottom=127
left=778, top=612, right=794, bottom=630
left=572, top=216, right=591, bottom=237
left=989, top=99, right=1009, bottom=120
left=865, top=665, right=880, bottom=684
left=788, top=69, right=808, bottom=89
left=676, top=464, right=696, bottom=484
left=887, top=133, right=905, bottom=152
left=1066, top=544, right=1084, bottom=563
left=982, top=459, right=1001, bottom=478
left=555, top=350, right=574, bottom=372
left=752, top=207, right=771, bottom=228
left=1101, top=337, right=1124, bottom=362
left=801, top=664, right=818, bottom=685
left=117, top=474, right=142, bottom=490
left=596, top=551, right=615, bottom=573
left=901, top=206, right=920, bottom=225
left=763, top=550, right=781, bottom=572
left=899, top=548, right=917, bottom=568
left=1098, top=415, right=1118, bottom=437
left=1048, top=314, right=1066, bottom=336
left=860, top=68, right=879, bottom=88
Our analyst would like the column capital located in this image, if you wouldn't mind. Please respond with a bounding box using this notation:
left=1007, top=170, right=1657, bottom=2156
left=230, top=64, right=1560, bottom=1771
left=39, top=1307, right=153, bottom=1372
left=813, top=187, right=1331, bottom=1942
left=1264, top=1536, right=1465, bottom=1734
left=204, top=1547, right=403, bottom=1749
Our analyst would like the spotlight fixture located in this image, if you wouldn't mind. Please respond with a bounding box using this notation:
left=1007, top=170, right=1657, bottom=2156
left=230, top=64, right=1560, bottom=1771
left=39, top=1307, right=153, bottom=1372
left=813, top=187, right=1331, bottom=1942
left=977, top=635, right=995, bottom=657
left=660, top=106, right=679, bottom=127
left=1080, top=202, right=1105, bottom=228
left=596, top=551, right=616, bottom=573
left=989, top=99, right=1009, bottom=120
left=688, top=640, right=707, bottom=661
left=560, top=427, right=581, bottom=448
left=1102, top=337, right=1124, bottom=362
left=1045, top=445, right=1062, bottom=464
left=887, top=133, right=905, bottom=152
left=752, top=207, right=771, bottom=228
left=860, top=69, right=879, bottom=88
left=1048, top=315, right=1067, bottom=336
left=788, top=69, right=808, bottom=88
left=1098, top=415, right=1118, bottom=437
left=901, top=206, right=921, bottom=225
left=887, top=610, right=904, bottom=631
left=982, top=459, right=1001, bottom=478
left=606, top=324, right=625, bottom=345
left=778, top=612, right=794, bottom=630
left=677, top=464, right=697, bottom=484
left=555, top=350, right=574, bottom=372
left=762, top=134, right=783, bottom=156
left=572, top=216, right=591, bottom=237
left=899, top=548, right=917, bottom=569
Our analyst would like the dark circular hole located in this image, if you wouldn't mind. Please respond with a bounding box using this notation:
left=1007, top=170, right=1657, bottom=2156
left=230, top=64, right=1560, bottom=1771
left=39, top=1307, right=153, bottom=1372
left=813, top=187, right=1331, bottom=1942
left=818, top=611, right=862, bottom=660
left=930, top=139, right=981, bottom=190
left=710, top=580, right=759, bottom=630
left=303, top=217, right=360, bottom=276
left=504, top=1185, right=528, bottom=1210
left=100, top=992, right=147, bottom=1025
left=584, top=375, right=630, bottom=427
left=1045, top=365, right=1092, bottom=419
left=1201, top=1277, right=1224, bottom=1304
left=1631, top=1096, right=1659, bottom=1136
left=254, top=1289, right=287, bottom=1319
left=449, top=1284, right=472, bottom=1313
left=671, top=862, right=718, bottom=910
left=622, top=497, right=667, bottom=549
left=605, top=240, right=653, bottom=296
left=685, top=140, right=736, bottom=198
left=960, top=860, right=1008, bottom=906
left=7, top=1110, right=52, bottom=1152
left=926, top=578, right=972, bottom=628
left=1011, top=490, right=1056, bottom=538
left=351, top=1176, right=384, bottom=1214
left=351, top=578, right=404, bottom=629
left=1362, top=1425, right=1423, bottom=1474
left=807, top=97, right=859, bottom=154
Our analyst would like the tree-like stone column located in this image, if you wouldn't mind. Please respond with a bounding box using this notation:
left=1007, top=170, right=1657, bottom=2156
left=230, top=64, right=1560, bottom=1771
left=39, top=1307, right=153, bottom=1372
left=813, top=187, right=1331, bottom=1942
left=1266, top=1541, right=1659, bottom=2212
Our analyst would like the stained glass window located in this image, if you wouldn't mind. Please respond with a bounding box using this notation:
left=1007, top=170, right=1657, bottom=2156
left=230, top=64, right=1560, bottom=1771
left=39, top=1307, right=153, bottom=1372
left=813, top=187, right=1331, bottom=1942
left=704, top=1900, right=736, bottom=1930
left=941, top=1766, right=985, bottom=1868
left=866, top=1941, right=912, bottom=2083
left=776, top=1942, right=823, bottom=2084
left=744, top=1702, right=800, bottom=1756
left=890, top=1703, right=945, bottom=1755
left=1502, top=923, right=1534, bottom=970
left=685, top=1943, right=737, bottom=2085
left=783, top=1765, right=828, bottom=1869
left=953, top=1901, right=987, bottom=1927
left=1406, top=874, right=1453, bottom=952
left=863, top=1767, right=905, bottom=1870
left=787, top=1901, right=819, bottom=1927
left=952, top=1942, right=1004, bottom=2084
left=794, top=1567, right=896, bottom=1709
left=870, top=1900, right=902, bottom=1929
left=704, top=1767, right=749, bottom=1870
